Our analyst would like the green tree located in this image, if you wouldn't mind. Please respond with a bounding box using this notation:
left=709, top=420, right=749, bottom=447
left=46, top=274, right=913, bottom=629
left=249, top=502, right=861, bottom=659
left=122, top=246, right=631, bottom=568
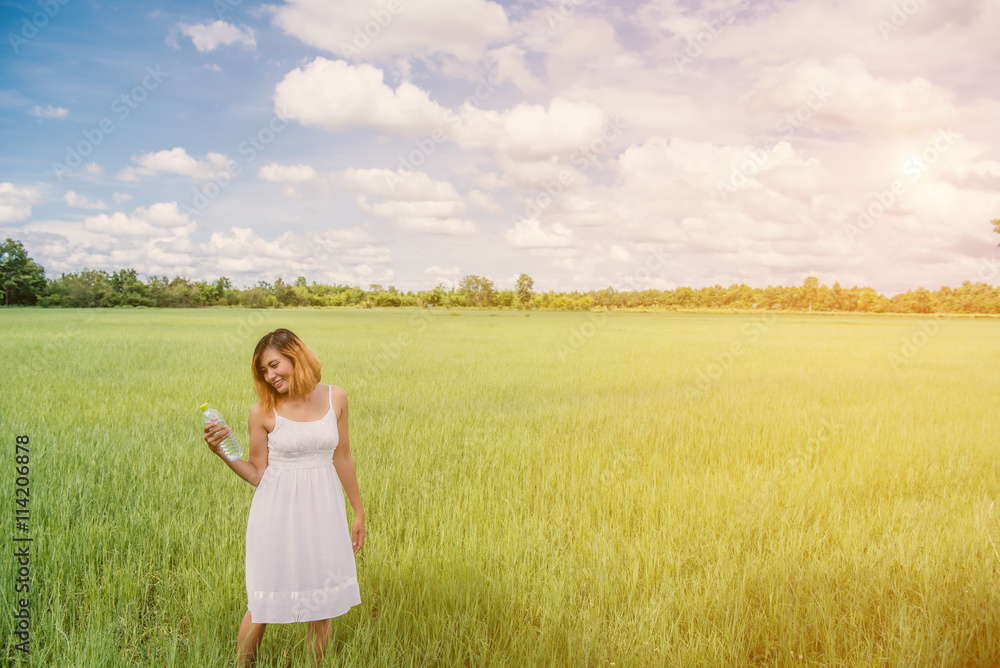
left=419, top=283, right=448, bottom=307
left=0, top=238, right=47, bottom=305
left=802, top=276, right=819, bottom=312
left=458, top=274, right=496, bottom=307
left=110, top=268, right=152, bottom=307
left=274, top=278, right=304, bottom=307
left=212, top=276, right=238, bottom=304
left=857, top=287, right=878, bottom=312
left=496, top=289, right=515, bottom=308
left=672, top=286, right=694, bottom=308
left=830, top=282, right=843, bottom=311
left=515, top=273, right=534, bottom=307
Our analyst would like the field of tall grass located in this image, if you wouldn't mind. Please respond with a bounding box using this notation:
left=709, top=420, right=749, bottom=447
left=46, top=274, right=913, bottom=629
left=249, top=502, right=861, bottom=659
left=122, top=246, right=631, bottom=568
left=1, top=307, right=999, bottom=666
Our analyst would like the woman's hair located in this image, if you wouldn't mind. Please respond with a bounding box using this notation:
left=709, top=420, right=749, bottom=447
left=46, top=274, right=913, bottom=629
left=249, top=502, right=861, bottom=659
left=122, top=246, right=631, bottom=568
left=251, top=329, right=322, bottom=414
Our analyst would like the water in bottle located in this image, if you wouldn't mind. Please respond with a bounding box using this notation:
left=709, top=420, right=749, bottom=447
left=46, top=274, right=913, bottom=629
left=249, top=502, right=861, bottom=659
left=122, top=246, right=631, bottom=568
left=200, top=403, right=243, bottom=461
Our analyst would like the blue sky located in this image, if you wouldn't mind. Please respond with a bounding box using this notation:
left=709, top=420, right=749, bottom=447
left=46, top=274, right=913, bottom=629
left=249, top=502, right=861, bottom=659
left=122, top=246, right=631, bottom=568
left=2, top=0, right=999, bottom=293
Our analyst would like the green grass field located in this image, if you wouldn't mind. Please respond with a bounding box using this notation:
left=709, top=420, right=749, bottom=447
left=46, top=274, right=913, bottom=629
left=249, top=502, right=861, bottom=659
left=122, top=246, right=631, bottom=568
left=1, top=307, right=999, bottom=667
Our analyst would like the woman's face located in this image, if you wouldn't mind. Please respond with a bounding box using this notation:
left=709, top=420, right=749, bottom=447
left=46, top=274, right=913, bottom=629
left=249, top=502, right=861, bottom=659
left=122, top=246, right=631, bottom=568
left=259, top=347, right=294, bottom=394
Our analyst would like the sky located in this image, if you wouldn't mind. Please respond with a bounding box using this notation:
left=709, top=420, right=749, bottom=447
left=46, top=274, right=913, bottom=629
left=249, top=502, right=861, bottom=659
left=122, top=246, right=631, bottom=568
left=1, top=0, right=999, bottom=294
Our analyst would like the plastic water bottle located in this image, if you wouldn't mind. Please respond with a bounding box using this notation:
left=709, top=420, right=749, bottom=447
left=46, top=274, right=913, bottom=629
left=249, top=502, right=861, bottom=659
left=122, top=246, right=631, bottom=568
left=200, top=403, right=243, bottom=461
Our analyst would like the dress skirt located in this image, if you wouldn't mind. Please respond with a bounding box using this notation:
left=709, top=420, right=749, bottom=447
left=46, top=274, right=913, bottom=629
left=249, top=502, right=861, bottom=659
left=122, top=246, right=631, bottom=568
left=244, top=392, right=361, bottom=623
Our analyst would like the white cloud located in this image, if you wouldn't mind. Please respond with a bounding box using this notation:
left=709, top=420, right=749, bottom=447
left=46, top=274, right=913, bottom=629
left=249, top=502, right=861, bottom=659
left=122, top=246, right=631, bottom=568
left=495, top=155, right=588, bottom=191
left=5, top=217, right=203, bottom=278
left=334, top=168, right=461, bottom=201
left=177, top=21, right=256, bottom=52
left=349, top=179, right=475, bottom=236
left=692, top=0, right=1000, bottom=80
left=453, top=98, right=607, bottom=160
left=609, top=245, right=632, bottom=263
left=117, top=148, right=231, bottom=181
left=503, top=218, right=574, bottom=249
left=425, top=264, right=460, bottom=275
left=113, top=192, right=133, bottom=205
left=274, top=58, right=446, bottom=135
left=274, top=59, right=609, bottom=166
left=614, top=136, right=821, bottom=203
left=397, top=218, right=477, bottom=235
left=205, top=227, right=298, bottom=261
left=423, top=265, right=461, bottom=287
left=487, top=45, right=542, bottom=93
left=136, top=202, right=195, bottom=228
left=357, top=198, right=465, bottom=220
left=259, top=163, right=319, bottom=183
left=84, top=162, right=104, bottom=176
left=82, top=202, right=195, bottom=238
left=0, top=183, right=43, bottom=224
left=561, top=84, right=710, bottom=138
left=467, top=189, right=502, bottom=212
left=270, top=0, right=512, bottom=64
left=339, top=169, right=474, bottom=235
left=544, top=15, right=633, bottom=79
left=744, top=56, right=956, bottom=134
left=255, top=162, right=476, bottom=236
left=9, top=214, right=397, bottom=287
left=81, top=212, right=154, bottom=237
left=64, top=191, right=109, bottom=210
left=202, top=226, right=394, bottom=283
left=31, top=105, right=68, bottom=119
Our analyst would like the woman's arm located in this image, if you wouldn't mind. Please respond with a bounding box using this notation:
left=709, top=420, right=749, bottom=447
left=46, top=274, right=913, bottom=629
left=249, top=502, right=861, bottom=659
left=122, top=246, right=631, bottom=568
left=203, top=403, right=269, bottom=487
left=331, top=386, right=365, bottom=554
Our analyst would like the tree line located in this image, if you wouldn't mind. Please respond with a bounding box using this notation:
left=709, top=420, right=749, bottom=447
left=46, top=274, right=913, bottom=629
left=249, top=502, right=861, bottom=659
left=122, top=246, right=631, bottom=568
left=2, top=237, right=999, bottom=314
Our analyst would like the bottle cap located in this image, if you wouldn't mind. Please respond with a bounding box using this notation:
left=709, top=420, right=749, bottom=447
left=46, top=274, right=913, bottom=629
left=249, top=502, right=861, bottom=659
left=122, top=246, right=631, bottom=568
left=199, top=403, right=209, bottom=411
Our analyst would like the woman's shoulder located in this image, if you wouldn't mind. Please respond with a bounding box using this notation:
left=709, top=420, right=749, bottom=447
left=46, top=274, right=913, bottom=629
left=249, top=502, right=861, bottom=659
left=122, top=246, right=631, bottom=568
left=326, top=384, right=348, bottom=413
left=248, top=401, right=276, bottom=432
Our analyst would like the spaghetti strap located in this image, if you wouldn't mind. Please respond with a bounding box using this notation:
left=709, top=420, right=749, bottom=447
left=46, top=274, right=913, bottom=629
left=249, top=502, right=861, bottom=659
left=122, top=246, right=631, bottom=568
left=328, top=384, right=333, bottom=410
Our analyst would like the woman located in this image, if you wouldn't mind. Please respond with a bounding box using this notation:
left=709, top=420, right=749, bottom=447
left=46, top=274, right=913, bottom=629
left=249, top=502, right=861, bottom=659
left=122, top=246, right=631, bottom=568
left=203, top=328, right=364, bottom=667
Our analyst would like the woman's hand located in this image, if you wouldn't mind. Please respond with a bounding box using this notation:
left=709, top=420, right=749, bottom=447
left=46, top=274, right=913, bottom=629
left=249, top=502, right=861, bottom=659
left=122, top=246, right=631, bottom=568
left=351, top=514, right=365, bottom=554
left=202, top=421, right=230, bottom=458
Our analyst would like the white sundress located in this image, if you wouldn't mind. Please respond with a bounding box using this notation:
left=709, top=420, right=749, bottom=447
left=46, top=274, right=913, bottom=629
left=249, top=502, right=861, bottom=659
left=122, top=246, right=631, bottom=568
left=244, top=385, right=361, bottom=623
